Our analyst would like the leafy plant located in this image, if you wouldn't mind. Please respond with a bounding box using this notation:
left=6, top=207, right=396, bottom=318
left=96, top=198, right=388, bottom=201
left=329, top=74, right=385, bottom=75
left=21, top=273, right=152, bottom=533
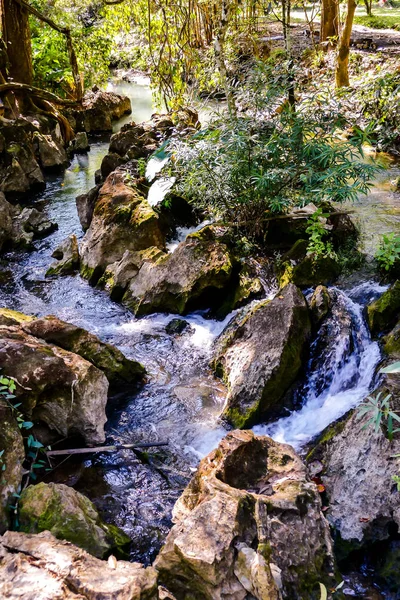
left=306, top=209, right=337, bottom=260
left=356, top=391, right=400, bottom=442
left=375, top=233, right=400, bottom=272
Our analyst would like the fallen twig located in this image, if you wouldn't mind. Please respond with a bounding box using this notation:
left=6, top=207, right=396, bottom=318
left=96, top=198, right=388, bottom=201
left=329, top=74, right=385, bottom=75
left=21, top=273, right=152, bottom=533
left=46, top=441, right=168, bottom=457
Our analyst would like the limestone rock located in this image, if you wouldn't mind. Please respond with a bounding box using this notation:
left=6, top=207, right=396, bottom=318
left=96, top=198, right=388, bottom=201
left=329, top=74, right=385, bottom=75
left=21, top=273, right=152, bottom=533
left=46, top=235, right=80, bottom=276
left=22, top=315, right=145, bottom=386
left=19, top=482, right=130, bottom=558
left=0, top=530, right=158, bottom=599
left=11, top=207, right=58, bottom=249
left=0, top=326, right=108, bottom=444
left=34, top=133, right=69, bottom=171
left=80, top=172, right=165, bottom=285
left=214, top=284, right=311, bottom=428
left=80, top=89, right=132, bottom=132
left=309, top=285, right=332, bottom=324
left=367, top=281, right=400, bottom=335
left=155, top=430, right=336, bottom=600
left=0, top=399, right=24, bottom=533
left=122, top=227, right=234, bottom=316
left=75, top=184, right=101, bottom=231
left=72, top=131, right=90, bottom=154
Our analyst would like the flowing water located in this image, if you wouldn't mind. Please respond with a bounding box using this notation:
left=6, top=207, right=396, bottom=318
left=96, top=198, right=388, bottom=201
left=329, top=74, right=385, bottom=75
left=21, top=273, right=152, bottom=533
left=1, top=81, right=398, bottom=566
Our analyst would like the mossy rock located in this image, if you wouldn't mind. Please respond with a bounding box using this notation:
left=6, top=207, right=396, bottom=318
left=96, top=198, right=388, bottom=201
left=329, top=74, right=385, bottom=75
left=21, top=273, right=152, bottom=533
left=0, top=308, right=34, bottom=327
left=383, top=321, right=400, bottom=356
left=367, top=281, right=400, bottom=336
left=18, top=482, right=131, bottom=558
left=279, top=249, right=341, bottom=288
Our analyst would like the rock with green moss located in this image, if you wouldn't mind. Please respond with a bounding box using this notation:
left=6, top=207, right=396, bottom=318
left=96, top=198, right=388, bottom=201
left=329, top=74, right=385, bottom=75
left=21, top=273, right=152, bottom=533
left=18, top=482, right=130, bottom=558
left=0, top=399, right=25, bottom=533
left=122, top=226, right=235, bottom=316
left=0, top=530, right=158, bottom=599
left=22, top=315, right=145, bottom=386
left=46, top=234, right=80, bottom=277
left=383, top=320, right=400, bottom=356
left=367, top=281, right=400, bottom=336
left=278, top=240, right=341, bottom=288
left=213, top=284, right=311, bottom=428
left=155, top=430, right=336, bottom=599
left=80, top=172, right=165, bottom=285
left=0, top=308, right=34, bottom=326
left=0, top=325, right=108, bottom=444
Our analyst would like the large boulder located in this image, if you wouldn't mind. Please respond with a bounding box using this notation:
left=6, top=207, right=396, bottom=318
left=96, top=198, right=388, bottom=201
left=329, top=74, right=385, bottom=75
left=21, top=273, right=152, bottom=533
left=22, top=315, right=146, bottom=386
left=0, top=325, right=108, bottom=444
left=66, top=89, right=132, bottom=133
left=278, top=239, right=341, bottom=288
left=0, top=399, right=25, bottom=533
left=75, top=184, right=101, bottom=231
left=155, top=430, right=336, bottom=600
left=213, top=284, right=311, bottom=428
left=79, top=172, right=165, bottom=285
left=18, top=482, right=130, bottom=559
left=367, top=281, right=400, bottom=335
left=33, top=132, right=68, bottom=171
left=0, top=530, right=158, bottom=600
left=122, top=227, right=235, bottom=316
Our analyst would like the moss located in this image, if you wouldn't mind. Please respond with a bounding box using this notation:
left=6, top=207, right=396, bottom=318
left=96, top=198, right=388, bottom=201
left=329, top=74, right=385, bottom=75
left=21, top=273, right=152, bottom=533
left=367, top=281, right=400, bottom=336
left=0, top=308, right=34, bottom=325
left=383, top=322, right=400, bottom=356
left=279, top=253, right=340, bottom=288
left=223, top=403, right=261, bottom=429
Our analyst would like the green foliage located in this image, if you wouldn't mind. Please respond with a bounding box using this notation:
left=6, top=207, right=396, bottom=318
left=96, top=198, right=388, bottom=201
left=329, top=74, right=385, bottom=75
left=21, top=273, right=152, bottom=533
left=356, top=391, right=400, bottom=441
left=306, top=210, right=337, bottom=260
left=381, top=361, right=400, bottom=374
left=354, top=14, right=400, bottom=31
left=375, top=233, right=400, bottom=272
left=167, top=70, right=378, bottom=239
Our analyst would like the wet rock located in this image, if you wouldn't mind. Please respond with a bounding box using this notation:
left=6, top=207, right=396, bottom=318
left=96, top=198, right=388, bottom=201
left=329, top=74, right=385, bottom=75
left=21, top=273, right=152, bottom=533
left=165, top=318, right=191, bottom=335
left=155, top=430, right=336, bottom=600
left=377, top=540, right=400, bottom=593
left=0, top=530, right=158, bottom=599
left=80, top=172, right=165, bottom=285
left=213, top=284, right=311, bottom=428
left=46, top=235, right=80, bottom=276
left=0, top=325, right=108, bottom=444
left=0, top=308, right=34, bottom=327
left=75, top=184, right=101, bottom=231
left=309, top=285, right=332, bottom=324
left=72, top=131, right=90, bottom=154
left=77, top=89, right=132, bottom=132
left=101, top=151, right=126, bottom=179
left=0, top=399, right=24, bottom=533
left=367, top=281, right=400, bottom=336
left=11, top=207, right=58, bottom=248
left=19, top=482, right=130, bottom=559
left=34, top=132, right=69, bottom=171
left=22, top=315, right=146, bottom=386
left=122, top=226, right=234, bottom=316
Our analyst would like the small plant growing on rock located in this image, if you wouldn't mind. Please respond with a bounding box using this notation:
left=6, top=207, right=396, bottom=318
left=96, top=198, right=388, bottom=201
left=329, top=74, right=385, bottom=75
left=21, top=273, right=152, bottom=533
left=306, top=209, right=337, bottom=260
left=375, top=232, right=400, bottom=273
left=356, top=391, right=400, bottom=442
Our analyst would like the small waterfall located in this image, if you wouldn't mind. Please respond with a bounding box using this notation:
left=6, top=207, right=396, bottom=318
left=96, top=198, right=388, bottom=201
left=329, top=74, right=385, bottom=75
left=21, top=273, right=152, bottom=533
left=253, top=284, right=384, bottom=450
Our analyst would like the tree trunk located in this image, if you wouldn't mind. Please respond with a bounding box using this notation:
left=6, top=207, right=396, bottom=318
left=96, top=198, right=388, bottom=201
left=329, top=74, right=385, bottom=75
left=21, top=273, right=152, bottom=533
left=335, top=0, right=357, bottom=87
left=320, top=0, right=339, bottom=49
left=1, top=0, right=32, bottom=85
left=363, top=0, right=372, bottom=15
left=213, top=0, right=236, bottom=116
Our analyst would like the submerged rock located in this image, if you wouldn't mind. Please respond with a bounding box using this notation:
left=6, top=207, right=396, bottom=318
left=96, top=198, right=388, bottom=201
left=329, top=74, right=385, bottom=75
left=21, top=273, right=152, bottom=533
left=165, top=318, right=192, bottom=335
left=367, top=281, right=400, bottom=335
left=46, top=235, right=80, bottom=276
left=0, top=399, right=24, bottom=533
left=0, top=530, right=158, bottom=599
left=80, top=172, right=165, bottom=285
left=22, top=315, right=146, bottom=386
left=0, top=325, right=108, bottom=444
left=213, top=284, right=311, bottom=428
left=122, top=227, right=234, bottom=316
left=19, top=482, right=130, bottom=559
left=155, top=430, right=336, bottom=599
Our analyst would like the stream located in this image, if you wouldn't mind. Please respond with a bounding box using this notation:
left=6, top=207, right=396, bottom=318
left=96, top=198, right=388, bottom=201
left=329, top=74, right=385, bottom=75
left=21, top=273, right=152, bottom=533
left=1, top=80, right=399, bottom=568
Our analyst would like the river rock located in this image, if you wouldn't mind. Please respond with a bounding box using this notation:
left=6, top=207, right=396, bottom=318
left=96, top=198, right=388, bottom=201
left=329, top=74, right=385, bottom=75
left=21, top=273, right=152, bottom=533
left=165, top=318, right=191, bottom=335
left=0, top=530, right=158, bottom=599
left=278, top=239, right=341, bottom=288
left=0, top=399, right=25, bottom=533
left=34, top=132, right=69, bottom=171
left=309, top=285, right=332, bottom=324
left=18, top=482, right=130, bottom=559
left=75, top=184, right=101, bottom=231
left=22, top=315, right=146, bottom=386
left=46, top=235, right=80, bottom=276
left=0, top=325, right=108, bottom=444
left=213, top=284, right=311, bottom=428
left=122, top=227, right=234, bottom=316
left=70, top=89, right=132, bottom=133
left=72, top=131, right=90, bottom=154
left=155, top=430, right=336, bottom=600
left=80, top=172, right=165, bottom=284
left=0, top=192, right=13, bottom=251
left=367, top=281, right=400, bottom=335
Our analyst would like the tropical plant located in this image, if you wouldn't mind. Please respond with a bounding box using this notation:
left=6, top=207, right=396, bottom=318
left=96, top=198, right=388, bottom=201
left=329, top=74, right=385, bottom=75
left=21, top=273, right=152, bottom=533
left=356, top=391, right=400, bottom=442
left=375, top=232, right=400, bottom=272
